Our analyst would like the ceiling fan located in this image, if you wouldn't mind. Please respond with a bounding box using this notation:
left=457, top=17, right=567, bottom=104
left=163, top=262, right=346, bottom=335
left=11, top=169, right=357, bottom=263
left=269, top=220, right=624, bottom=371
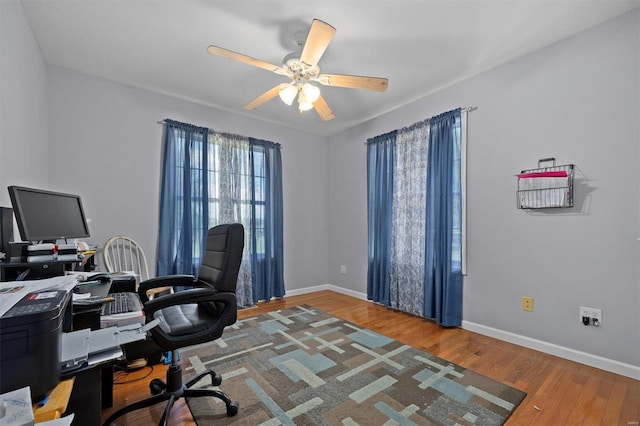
left=206, top=19, right=388, bottom=121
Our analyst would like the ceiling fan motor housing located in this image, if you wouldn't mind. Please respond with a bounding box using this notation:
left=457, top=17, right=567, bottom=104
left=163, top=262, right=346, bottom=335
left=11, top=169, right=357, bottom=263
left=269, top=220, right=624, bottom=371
left=282, top=51, right=319, bottom=78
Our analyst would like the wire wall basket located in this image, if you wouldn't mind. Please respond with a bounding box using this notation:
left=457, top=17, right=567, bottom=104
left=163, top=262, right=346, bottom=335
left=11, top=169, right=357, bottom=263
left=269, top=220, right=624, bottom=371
left=516, top=158, right=574, bottom=209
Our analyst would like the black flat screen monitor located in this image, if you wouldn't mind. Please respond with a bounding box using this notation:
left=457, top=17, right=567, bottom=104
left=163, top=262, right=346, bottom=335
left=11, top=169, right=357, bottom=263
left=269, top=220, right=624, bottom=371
left=8, top=185, right=90, bottom=243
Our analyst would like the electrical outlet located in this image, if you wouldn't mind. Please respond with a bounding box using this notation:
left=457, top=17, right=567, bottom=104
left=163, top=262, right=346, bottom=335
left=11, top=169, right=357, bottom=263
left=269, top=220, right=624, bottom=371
left=522, top=296, right=533, bottom=312
left=580, top=306, right=602, bottom=325
left=340, top=265, right=347, bottom=274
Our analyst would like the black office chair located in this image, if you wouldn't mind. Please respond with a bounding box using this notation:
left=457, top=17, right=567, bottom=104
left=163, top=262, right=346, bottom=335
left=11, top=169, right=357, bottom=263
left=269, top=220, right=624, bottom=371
left=102, top=223, right=245, bottom=426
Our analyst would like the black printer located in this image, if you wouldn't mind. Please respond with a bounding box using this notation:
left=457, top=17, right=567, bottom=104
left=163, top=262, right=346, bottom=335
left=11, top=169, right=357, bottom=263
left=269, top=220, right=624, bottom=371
left=0, top=288, right=71, bottom=400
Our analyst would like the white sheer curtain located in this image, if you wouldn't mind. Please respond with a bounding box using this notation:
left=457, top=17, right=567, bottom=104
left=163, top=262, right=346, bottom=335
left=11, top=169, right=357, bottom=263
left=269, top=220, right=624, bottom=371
left=207, top=132, right=253, bottom=306
left=389, top=121, right=430, bottom=316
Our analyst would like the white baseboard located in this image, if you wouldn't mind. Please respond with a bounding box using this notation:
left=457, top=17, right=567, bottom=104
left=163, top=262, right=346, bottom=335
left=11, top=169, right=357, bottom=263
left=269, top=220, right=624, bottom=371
left=462, top=320, right=640, bottom=380
left=284, top=285, right=639, bottom=380
left=285, top=284, right=368, bottom=300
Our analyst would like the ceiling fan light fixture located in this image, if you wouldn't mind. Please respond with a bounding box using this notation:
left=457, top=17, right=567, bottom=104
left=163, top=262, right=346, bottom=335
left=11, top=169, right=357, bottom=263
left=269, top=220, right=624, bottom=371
left=298, top=91, right=314, bottom=112
left=301, top=83, right=320, bottom=103
left=298, top=102, right=314, bottom=112
left=279, top=84, right=298, bottom=106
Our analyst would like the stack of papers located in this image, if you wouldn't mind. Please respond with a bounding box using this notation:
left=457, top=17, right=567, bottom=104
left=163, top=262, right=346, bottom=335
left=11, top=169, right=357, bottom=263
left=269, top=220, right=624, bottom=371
left=0, top=386, right=33, bottom=426
left=0, top=386, right=75, bottom=426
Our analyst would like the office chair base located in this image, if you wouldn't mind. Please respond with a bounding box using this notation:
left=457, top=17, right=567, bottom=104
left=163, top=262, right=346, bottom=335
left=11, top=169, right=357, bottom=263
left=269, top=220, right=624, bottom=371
left=185, top=370, right=223, bottom=387
left=150, top=378, right=167, bottom=395
left=102, top=365, right=238, bottom=426
left=149, top=371, right=222, bottom=394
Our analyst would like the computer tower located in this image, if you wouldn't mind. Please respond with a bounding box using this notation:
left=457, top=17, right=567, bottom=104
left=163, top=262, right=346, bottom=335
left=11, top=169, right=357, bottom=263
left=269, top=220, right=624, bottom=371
left=0, top=207, right=13, bottom=255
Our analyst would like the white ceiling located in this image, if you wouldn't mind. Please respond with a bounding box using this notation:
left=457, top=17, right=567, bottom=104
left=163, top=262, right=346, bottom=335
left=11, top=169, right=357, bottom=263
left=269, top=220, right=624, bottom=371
left=21, top=0, right=639, bottom=137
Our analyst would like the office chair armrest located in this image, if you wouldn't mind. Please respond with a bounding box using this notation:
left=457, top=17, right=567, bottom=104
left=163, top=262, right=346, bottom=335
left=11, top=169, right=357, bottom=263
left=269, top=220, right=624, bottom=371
left=142, top=288, right=237, bottom=349
left=138, top=275, right=196, bottom=303
left=141, top=287, right=217, bottom=312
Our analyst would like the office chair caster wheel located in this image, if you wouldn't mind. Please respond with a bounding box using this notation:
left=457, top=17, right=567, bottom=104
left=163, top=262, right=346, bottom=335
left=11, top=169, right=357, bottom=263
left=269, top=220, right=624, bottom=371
left=150, top=378, right=166, bottom=395
left=211, top=372, right=222, bottom=386
left=226, top=401, right=239, bottom=416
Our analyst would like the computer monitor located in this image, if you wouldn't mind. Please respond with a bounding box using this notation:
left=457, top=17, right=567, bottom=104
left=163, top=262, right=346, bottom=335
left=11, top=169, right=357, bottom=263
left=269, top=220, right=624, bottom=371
left=7, top=185, right=90, bottom=243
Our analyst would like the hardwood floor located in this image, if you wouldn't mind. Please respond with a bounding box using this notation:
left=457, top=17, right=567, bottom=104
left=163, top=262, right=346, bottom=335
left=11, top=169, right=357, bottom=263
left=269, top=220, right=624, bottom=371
left=101, top=290, right=640, bottom=425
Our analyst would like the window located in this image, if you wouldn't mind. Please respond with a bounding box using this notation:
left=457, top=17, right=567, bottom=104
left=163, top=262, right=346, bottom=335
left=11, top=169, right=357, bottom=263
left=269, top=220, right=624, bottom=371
left=158, top=120, right=284, bottom=303
left=204, top=141, right=267, bottom=257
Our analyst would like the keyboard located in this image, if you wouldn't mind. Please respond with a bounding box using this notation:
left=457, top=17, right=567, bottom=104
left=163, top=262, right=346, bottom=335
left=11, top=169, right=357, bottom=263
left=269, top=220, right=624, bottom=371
left=101, top=292, right=142, bottom=315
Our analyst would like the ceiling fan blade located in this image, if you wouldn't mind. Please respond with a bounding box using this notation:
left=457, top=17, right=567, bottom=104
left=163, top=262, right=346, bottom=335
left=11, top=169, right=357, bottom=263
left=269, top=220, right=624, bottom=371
left=313, top=94, right=335, bottom=121
left=300, top=19, right=336, bottom=68
left=244, top=83, right=290, bottom=110
left=317, top=74, right=389, bottom=92
left=207, top=45, right=289, bottom=76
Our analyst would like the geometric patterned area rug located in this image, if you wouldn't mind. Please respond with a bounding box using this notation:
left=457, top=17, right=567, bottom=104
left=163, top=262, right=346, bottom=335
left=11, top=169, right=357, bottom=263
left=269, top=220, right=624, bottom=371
left=184, top=305, right=526, bottom=425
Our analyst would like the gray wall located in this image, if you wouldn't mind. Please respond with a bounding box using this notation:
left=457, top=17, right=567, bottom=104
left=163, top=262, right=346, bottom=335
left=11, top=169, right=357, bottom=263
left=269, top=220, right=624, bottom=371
left=45, top=67, right=329, bottom=291
left=328, top=10, right=639, bottom=369
left=0, top=1, right=49, bottom=207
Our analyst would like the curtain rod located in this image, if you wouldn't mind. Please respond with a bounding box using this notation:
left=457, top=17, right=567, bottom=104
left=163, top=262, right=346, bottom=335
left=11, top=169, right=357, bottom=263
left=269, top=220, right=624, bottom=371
left=364, top=106, right=476, bottom=144
left=157, top=120, right=218, bottom=135
left=157, top=120, right=283, bottom=148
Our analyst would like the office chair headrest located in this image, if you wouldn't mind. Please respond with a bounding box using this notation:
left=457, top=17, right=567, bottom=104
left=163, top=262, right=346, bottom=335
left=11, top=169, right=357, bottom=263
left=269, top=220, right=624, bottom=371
left=198, top=223, right=244, bottom=293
